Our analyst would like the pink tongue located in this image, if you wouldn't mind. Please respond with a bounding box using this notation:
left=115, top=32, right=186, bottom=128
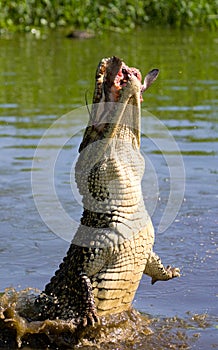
left=112, top=65, right=143, bottom=102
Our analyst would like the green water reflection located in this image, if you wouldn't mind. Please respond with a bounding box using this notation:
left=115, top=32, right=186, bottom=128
left=0, top=28, right=217, bottom=121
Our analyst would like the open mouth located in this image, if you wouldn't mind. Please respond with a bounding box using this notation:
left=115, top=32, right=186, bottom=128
left=93, top=56, right=158, bottom=107
left=111, top=64, right=143, bottom=102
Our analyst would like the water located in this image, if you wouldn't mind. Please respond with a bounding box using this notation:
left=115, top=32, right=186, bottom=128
left=0, top=28, right=217, bottom=348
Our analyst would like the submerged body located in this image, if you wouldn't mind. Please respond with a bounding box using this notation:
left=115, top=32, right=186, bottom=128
left=36, top=56, right=180, bottom=325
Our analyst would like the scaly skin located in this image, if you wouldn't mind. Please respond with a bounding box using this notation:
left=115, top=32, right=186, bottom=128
left=35, top=56, right=180, bottom=326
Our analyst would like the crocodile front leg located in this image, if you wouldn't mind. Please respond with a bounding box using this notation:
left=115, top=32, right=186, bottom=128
left=144, top=251, right=180, bottom=285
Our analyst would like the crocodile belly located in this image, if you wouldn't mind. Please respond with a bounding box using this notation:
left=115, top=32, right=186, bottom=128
left=92, top=222, right=154, bottom=315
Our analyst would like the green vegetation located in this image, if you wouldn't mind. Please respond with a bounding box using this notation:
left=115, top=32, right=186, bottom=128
left=0, top=0, right=217, bottom=32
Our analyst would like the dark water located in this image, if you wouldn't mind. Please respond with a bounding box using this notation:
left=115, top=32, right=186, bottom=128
left=0, top=28, right=217, bottom=348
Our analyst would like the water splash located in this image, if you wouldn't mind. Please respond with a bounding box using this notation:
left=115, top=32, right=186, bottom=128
left=0, top=288, right=211, bottom=349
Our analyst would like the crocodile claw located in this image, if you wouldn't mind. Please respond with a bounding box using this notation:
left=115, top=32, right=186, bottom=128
left=166, top=265, right=181, bottom=279
left=82, top=310, right=100, bottom=327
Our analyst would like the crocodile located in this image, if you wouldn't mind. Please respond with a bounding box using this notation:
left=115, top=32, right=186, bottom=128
left=35, top=56, right=180, bottom=326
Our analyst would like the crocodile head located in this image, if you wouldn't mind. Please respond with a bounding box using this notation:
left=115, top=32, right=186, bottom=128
left=92, top=56, right=158, bottom=104
left=79, top=56, right=159, bottom=152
